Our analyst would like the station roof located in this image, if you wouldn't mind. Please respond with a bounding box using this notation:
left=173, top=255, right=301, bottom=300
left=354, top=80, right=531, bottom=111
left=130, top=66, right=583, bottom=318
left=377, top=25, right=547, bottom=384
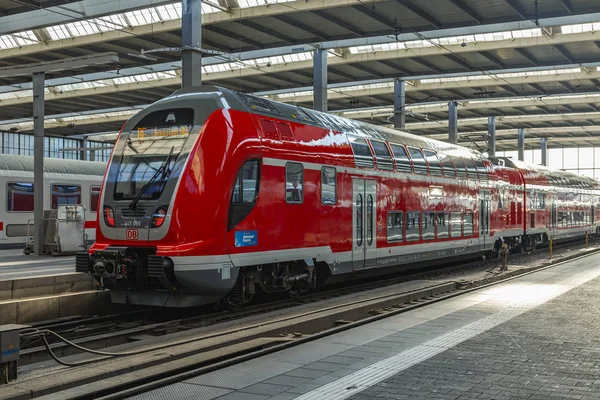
left=1, top=0, right=600, bottom=152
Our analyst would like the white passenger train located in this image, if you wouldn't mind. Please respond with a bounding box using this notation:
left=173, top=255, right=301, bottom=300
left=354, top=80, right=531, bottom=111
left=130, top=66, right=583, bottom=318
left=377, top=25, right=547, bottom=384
left=0, top=155, right=106, bottom=247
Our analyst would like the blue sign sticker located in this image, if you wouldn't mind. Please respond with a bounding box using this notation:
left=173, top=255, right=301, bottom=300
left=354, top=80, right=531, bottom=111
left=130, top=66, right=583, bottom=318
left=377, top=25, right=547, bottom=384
left=235, top=230, right=258, bottom=247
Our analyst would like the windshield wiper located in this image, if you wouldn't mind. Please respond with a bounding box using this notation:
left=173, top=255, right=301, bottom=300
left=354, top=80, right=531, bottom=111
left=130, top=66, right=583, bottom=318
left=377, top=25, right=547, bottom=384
left=128, top=146, right=175, bottom=210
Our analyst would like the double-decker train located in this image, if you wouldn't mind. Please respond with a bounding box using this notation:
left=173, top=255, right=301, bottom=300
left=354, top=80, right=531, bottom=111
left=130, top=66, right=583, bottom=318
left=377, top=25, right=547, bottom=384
left=0, top=155, right=105, bottom=248
left=77, top=85, right=600, bottom=307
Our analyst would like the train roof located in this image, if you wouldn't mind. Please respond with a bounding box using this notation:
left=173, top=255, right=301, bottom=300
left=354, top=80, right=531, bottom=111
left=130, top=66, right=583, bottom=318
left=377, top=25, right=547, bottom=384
left=163, top=85, right=482, bottom=161
left=495, top=156, right=600, bottom=190
left=0, top=154, right=106, bottom=176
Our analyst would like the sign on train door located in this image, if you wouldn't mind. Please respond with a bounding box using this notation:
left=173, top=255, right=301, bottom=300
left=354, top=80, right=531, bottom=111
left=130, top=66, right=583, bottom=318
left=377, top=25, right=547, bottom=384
left=352, top=179, right=377, bottom=270
left=479, top=190, right=490, bottom=250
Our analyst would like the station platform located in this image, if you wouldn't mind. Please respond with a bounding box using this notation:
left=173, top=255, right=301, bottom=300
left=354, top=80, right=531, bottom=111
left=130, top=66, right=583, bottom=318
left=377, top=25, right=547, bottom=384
left=131, top=252, right=600, bottom=400
left=0, top=248, right=75, bottom=281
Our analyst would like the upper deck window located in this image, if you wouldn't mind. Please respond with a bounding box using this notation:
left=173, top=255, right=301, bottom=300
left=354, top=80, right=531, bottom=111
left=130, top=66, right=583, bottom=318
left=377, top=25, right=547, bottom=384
left=369, top=140, right=394, bottom=170
left=348, top=136, right=374, bottom=168
left=389, top=143, right=412, bottom=173
left=408, top=147, right=428, bottom=175
left=423, top=150, right=443, bottom=177
left=451, top=156, right=468, bottom=179
left=439, top=154, right=456, bottom=177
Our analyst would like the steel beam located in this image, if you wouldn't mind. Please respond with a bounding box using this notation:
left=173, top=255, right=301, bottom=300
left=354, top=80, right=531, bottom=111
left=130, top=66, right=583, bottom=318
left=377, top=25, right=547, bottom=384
left=448, top=101, right=458, bottom=144
left=394, top=78, right=406, bottom=129
left=33, top=72, right=44, bottom=257
left=488, top=116, right=496, bottom=156
left=313, top=48, right=328, bottom=112
left=517, top=128, right=525, bottom=161
left=541, top=137, right=548, bottom=166
left=0, top=53, right=118, bottom=78
left=182, top=0, right=202, bottom=88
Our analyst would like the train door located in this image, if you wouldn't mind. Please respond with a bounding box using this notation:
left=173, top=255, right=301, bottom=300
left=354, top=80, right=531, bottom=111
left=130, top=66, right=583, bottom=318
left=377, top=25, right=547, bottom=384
left=479, top=190, right=490, bottom=250
left=352, top=179, right=377, bottom=270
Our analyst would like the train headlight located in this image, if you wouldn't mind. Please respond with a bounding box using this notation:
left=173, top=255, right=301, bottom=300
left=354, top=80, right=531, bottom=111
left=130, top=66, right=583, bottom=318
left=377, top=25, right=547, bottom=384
left=104, top=206, right=115, bottom=227
left=152, top=206, right=168, bottom=228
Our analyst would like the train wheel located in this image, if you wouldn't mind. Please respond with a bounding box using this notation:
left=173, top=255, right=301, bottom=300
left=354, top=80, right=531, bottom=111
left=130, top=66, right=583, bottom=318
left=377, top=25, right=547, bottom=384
left=224, top=275, right=255, bottom=309
left=287, top=286, right=302, bottom=299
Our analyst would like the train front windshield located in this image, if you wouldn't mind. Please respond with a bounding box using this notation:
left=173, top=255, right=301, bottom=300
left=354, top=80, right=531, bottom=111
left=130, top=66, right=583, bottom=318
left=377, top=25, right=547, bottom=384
left=113, top=108, right=194, bottom=201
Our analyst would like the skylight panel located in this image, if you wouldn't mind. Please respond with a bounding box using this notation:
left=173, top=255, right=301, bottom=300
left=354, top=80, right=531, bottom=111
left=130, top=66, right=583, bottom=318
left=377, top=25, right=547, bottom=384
left=11, top=31, right=38, bottom=46
left=64, top=20, right=100, bottom=36
left=46, top=25, right=72, bottom=40
left=0, top=89, right=32, bottom=100
left=0, top=35, right=18, bottom=49
left=156, top=4, right=182, bottom=20
left=125, top=8, right=161, bottom=26
left=95, top=14, right=128, bottom=32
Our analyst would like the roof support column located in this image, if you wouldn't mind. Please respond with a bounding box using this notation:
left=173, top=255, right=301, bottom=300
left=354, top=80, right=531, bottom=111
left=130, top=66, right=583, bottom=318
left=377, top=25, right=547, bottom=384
left=517, top=128, right=525, bottom=161
left=313, top=48, right=327, bottom=112
left=541, top=138, right=548, bottom=166
left=33, top=72, right=45, bottom=257
left=182, top=0, right=202, bottom=88
left=487, top=116, right=496, bottom=156
left=448, top=101, right=458, bottom=144
left=394, top=78, right=406, bottom=129
left=81, top=137, right=87, bottom=161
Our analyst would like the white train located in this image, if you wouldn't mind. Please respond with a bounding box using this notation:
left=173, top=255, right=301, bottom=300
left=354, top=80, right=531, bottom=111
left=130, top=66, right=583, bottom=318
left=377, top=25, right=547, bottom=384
left=0, top=155, right=106, bottom=248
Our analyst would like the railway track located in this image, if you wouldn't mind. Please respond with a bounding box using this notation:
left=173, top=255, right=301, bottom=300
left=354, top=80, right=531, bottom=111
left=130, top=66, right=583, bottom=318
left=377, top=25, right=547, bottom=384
left=18, top=237, right=595, bottom=368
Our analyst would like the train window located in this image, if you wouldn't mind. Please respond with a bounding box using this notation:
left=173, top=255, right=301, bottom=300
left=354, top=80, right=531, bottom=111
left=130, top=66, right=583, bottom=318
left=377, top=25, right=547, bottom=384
left=408, top=147, right=428, bottom=175
left=475, top=159, right=488, bottom=182
left=537, top=193, right=546, bottom=210
left=321, top=167, right=336, bottom=205
left=437, top=212, right=449, bottom=238
left=286, top=163, right=304, bottom=203
left=406, top=211, right=420, bottom=242
left=387, top=212, right=403, bottom=242
left=450, top=212, right=462, bottom=237
left=439, top=154, right=456, bottom=178
left=90, top=186, right=101, bottom=213
left=389, top=143, right=412, bottom=173
left=466, top=159, right=478, bottom=178
left=451, top=156, right=468, bottom=179
left=369, top=140, right=394, bottom=170
left=423, top=150, right=443, bottom=177
left=348, top=136, right=374, bottom=168
left=422, top=212, right=436, bottom=240
left=356, top=194, right=363, bottom=247
left=6, top=182, right=34, bottom=212
left=51, top=184, right=81, bottom=209
left=464, top=212, right=474, bottom=236
left=498, top=189, right=505, bottom=210
left=229, top=159, right=261, bottom=230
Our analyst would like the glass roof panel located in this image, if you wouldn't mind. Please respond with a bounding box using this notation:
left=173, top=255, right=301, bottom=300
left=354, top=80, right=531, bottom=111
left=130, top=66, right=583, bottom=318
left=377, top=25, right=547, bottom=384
left=349, top=28, right=541, bottom=55
left=11, top=31, right=38, bottom=46
left=238, top=0, right=296, bottom=7
left=46, top=24, right=72, bottom=40
left=124, top=8, right=161, bottom=26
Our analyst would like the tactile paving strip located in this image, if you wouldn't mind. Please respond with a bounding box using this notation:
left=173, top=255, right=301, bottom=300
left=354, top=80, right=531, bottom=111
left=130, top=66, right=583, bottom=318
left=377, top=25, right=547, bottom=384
left=186, top=360, right=303, bottom=389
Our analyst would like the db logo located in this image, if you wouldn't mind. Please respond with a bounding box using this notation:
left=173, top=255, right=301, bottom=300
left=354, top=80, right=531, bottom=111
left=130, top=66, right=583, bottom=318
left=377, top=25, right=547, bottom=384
left=126, top=229, right=139, bottom=240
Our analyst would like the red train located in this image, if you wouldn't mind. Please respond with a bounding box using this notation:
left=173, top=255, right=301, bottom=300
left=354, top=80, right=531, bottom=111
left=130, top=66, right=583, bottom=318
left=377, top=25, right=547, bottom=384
left=77, top=85, right=600, bottom=307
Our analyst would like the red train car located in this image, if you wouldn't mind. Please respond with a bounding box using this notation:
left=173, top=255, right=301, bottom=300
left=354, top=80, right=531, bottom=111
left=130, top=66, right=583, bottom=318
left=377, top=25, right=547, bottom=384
left=77, top=85, right=600, bottom=307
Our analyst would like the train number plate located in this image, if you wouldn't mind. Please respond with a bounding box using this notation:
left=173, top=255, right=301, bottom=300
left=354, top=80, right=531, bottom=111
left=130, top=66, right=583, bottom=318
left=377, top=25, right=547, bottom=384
left=126, top=229, right=139, bottom=240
